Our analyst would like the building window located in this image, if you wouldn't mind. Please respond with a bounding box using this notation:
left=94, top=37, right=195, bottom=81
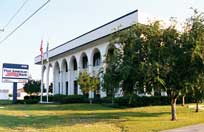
left=65, top=62, right=68, bottom=72
left=66, top=81, right=68, bottom=95
left=93, top=51, right=101, bottom=66
left=74, top=81, right=78, bottom=95
left=82, top=56, right=88, bottom=69
left=73, top=59, right=77, bottom=71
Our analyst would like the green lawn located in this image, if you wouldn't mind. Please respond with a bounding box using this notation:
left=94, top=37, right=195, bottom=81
left=0, top=103, right=203, bottom=132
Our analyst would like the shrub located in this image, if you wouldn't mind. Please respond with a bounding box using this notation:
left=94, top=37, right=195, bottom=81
left=114, top=96, right=169, bottom=107
left=52, top=94, right=88, bottom=104
left=114, top=95, right=195, bottom=107
left=23, top=95, right=54, bottom=104
left=100, top=96, right=113, bottom=104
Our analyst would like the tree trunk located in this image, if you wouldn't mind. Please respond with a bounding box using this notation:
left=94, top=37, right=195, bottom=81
left=181, top=95, right=185, bottom=106
left=196, top=101, right=199, bottom=112
left=171, top=98, right=177, bottom=121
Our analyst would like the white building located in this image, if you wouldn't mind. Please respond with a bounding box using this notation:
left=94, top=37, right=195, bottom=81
left=34, top=10, right=152, bottom=98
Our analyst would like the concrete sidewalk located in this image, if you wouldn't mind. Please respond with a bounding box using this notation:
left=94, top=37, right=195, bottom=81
left=162, top=124, right=204, bottom=132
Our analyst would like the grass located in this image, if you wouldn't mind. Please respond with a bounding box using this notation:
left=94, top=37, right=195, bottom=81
left=0, top=103, right=203, bottom=132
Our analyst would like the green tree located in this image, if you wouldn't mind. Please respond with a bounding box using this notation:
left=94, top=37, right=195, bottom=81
left=102, top=45, right=121, bottom=104
left=183, top=9, right=204, bottom=112
left=78, top=71, right=100, bottom=104
left=23, top=80, right=41, bottom=96
left=108, top=22, right=164, bottom=103
left=105, top=9, right=204, bottom=121
left=191, top=74, right=204, bottom=112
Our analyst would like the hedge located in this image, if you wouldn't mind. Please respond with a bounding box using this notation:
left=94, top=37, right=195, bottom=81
left=52, top=94, right=88, bottom=104
left=113, top=95, right=195, bottom=107
left=21, top=94, right=195, bottom=106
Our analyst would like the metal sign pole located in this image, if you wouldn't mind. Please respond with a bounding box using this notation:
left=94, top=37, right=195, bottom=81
left=13, top=82, right=17, bottom=104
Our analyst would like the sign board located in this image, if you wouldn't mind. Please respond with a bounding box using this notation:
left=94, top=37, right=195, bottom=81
left=2, top=63, right=29, bottom=83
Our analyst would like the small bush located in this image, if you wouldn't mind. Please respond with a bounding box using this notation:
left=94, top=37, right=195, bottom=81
left=23, top=95, right=54, bottom=104
left=114, top=96, right=170, bottom=107
left=100, top=96, right=113, bottom=104
left=24, top=99, right=39, bottom=104
left=52, top=94, right=88, bottom=104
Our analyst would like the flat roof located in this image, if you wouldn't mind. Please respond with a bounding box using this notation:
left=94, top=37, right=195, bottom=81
left=35, top=10, right=138, bottom=64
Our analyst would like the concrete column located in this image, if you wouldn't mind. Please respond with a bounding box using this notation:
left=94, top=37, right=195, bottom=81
left=77, top=67, right=82, bottom=95
left=68, top=69, right=72, bottom=95
left=58, top=71, right=61, bottom=94
left=52, top=67, right=55, bottom=95
left=88, top=64, right=93, bottom=98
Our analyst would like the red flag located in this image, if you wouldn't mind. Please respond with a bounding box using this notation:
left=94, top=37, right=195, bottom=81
left=40, top=40, right=43, bottom=59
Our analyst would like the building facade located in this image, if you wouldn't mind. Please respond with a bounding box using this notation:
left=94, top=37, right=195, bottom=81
left=35, top=10, right=150, bottom=98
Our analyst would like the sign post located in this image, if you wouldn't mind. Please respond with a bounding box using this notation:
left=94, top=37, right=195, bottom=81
left=13, top=82, right=17, bottom=104
left=2, top=63, right=29, bottom=104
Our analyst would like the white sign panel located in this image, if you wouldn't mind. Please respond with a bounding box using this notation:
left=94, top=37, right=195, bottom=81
left=2, top=63, right=29, bottom=83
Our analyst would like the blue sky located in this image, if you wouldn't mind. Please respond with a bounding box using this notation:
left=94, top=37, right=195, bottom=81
left=0, top=0, right=203, bottom=89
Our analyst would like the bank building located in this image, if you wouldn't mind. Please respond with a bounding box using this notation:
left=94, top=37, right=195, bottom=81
left=34, top=10, right=153, bottom=98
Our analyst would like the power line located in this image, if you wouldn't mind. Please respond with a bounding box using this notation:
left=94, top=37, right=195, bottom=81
left=0, top=0, right=51, bottom=45
left=3, top=0, right=29, bottom=30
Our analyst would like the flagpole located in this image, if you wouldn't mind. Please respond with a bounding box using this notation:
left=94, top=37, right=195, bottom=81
left=40, top=56, right=43, bottom=103
left=46, top=41, right=49, bottom=103
left=40, top=40, right=44, bottom=103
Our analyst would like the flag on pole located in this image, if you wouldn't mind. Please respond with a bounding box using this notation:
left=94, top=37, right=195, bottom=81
left=46, top=41, right=49, bottom=62
left=40, top=39, right=43, bottom=59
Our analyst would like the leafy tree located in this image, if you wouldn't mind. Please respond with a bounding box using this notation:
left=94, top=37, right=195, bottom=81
left=78, top=71, right=91, bottom=95
left=108, top=22, right=164, bottom=103
left=191, top=74, right=204, bottom=112
left=105, top=9, right=204, bottom=121
left=23, top=80, right=41, bottom=96
left=183, top=9, right=204, bottom=112
left=180, top=82, right=190, bottom=106
left=160, top=23, right=184, bottom=121
left=102, top=45, right=121, bottom=104
left=78, top=71, right=100, bottom=104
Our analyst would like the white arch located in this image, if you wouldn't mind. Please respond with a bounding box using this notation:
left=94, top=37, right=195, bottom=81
left=79, top=52, right=88, bottom=70
left=69, top=56, right=78, bottom=95
left=69, top=56, right=78, bottom=71
left=61, top=59, right=68, bottom=95
left=47, top=63, right=53, bottom=95
left=54, top=61, right=60, bottom=94
left=91, top=48, right=102, bottom=67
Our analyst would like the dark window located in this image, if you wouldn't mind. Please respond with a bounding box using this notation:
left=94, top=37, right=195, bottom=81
left=73, top=59, right=77, bottom=70
left=65, top=62, right=68, bottom=72
left=66, top=81, right=68, bottom=95
left=74, top=81, right=78, bottom=95
left=93, top=52, right=101, bottom=66
left=82, top=56, right=88, bottom=69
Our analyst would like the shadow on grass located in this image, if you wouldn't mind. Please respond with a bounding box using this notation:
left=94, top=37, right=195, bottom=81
left=4, top=104, right=116, bottom=111
left=0, top=111, right=170, bottom=130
